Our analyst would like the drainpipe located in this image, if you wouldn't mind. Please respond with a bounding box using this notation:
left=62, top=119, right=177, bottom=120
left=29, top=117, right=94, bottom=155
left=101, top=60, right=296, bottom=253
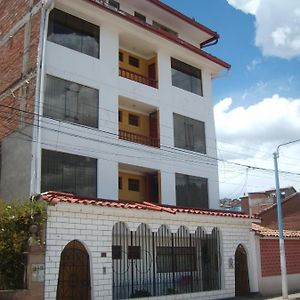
left=30, top=0, right=54, bottom=195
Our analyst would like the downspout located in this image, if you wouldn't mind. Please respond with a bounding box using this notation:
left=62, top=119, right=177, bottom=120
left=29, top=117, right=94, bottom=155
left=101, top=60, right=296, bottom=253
left=30, top=0, right=54, bottom=195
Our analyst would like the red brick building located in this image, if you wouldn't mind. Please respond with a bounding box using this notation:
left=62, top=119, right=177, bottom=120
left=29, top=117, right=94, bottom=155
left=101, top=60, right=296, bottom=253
left=252, top=192, right=300, bottom=296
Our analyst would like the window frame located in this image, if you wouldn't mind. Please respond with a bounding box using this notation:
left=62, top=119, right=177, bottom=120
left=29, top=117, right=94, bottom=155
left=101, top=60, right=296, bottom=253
left=173, top=113, right=206, bottom=154
left=47, top=8, right=100, bottom=58
left=175, top=173, right=209, bottom=209
left=128, top=178, right=140, bottom=192
left=128, top=114, right=139, bottom=127
left=171, top=58, right=203, bottom=96
left=128, top=56, right=140, bottom=68
left=44, top=75, right=99, bottom=128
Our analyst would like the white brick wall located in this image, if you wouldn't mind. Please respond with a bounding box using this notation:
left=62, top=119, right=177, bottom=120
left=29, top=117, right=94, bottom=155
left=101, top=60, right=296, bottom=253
left=44, top=202, right=258, bottom=300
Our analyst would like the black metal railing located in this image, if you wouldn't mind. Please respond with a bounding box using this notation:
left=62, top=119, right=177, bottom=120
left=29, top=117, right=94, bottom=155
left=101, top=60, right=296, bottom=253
left=112, top=223, right=221, bottom=299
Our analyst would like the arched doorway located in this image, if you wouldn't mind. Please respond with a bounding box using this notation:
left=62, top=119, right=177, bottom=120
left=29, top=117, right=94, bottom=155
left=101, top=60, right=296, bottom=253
left=235, top=244, right=250, bottom=296
left=56, top=240, right=91, bottom=300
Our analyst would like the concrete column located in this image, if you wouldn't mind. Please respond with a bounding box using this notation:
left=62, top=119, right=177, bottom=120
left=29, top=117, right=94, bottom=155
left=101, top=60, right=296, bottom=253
left=160, top=170, right=176, bottom=205
left=98, top=159, right=118, bottom=200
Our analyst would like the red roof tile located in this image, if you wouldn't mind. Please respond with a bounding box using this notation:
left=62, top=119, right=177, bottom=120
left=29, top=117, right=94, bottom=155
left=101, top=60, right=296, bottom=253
left=41, top=191, right=256, bottom=219
left=252, top=223, right=300, bottom=238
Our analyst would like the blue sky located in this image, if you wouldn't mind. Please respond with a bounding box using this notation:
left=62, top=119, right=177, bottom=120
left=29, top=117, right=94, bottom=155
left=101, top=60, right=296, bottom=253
left=163, top=0, right=300, bottom=198
left=163, top=0, right=300, bottom=107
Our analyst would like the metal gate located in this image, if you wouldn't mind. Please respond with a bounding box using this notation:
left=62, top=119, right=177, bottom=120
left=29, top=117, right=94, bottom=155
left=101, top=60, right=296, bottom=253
left=112, top=223, right=221, bottom=299
left=56, top=240, right=91, bottom=300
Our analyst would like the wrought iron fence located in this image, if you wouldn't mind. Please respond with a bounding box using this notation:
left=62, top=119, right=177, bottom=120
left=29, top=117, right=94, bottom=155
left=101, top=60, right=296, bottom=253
left=112, top=223, right=221, bottom=299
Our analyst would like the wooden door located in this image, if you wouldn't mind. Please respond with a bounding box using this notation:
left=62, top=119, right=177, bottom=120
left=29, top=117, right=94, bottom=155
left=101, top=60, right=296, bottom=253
left=56, top=240, right=91, bottom=300
left=235, top=244, right=250, bottom=296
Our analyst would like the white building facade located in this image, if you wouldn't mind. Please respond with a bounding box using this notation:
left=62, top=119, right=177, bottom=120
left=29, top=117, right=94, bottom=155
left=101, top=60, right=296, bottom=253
left=26, top=0, right=231, bottom=210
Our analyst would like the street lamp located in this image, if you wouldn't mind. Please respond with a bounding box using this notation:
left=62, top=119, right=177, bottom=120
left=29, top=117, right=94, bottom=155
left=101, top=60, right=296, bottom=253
left=273, top=138, right=300, bottom=300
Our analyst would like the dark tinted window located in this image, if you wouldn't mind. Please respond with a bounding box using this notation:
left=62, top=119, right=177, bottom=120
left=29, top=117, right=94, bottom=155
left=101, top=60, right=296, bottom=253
left=48, top=9, right=99, bottom=58
left=176, top=173, right=208, bottom=208
left=153, top=21, right=178, bottom=37
left=41, top=149, right=97, bottom=197
left=134, top=12, right=146, bottom=22
left=119, top=51, right=123, bottom=62
left=173, top=113, right=206, bottom=154
left=171, top=58, right=203, bottom=96
left=108, top=0, right=120, bottom=10
left=128, top=114, right=139, bottom=126
left=129, top=56, right=139, bottom=68
left=128, top=179, right=140, bottom=192
left=44, top=75, right=99, bottom=128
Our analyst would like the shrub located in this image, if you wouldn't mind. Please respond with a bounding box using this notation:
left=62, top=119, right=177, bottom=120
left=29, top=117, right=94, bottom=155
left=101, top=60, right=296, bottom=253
left=0, top=198, right=47, bottom=289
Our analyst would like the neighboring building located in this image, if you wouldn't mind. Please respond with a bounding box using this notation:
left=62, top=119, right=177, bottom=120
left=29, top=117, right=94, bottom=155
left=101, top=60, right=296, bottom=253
left=252, top=192, right=300, bottom=296
left=1, top=1, right=261, bottom=299
left=220, top=198, right=241, bottom=211
left=240, top=187, right=296, bottom=215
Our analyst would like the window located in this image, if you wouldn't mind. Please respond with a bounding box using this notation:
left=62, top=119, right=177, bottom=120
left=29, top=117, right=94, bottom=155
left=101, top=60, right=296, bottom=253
left=128, top=114, right=139, bottom=127
left=44, top=75, right=99, bottom=128
left=128, top=246, right=141, bottom=259
left=153, top=21, right=178, bottom=37
left=108, top=0, right=120, bottom=10
left=176, top=173, right=208, bottom=209
left=134, top=12, right=146, bottom=22
left=112, top=245, right=122, bottom=259
left=173, top=113, right=206, bottom=153
left=129, top=56, right=139, bottom=68
left=157, top=246, right=196, bottom=273
left=41, top=149, right=97, bottom=197
left=48, top=9, right=99, bottom=58
left=119, top=51, right=123, bottom=62
left=118, top=176, right=122, bottom=190
left=128, top=179, right=140, bottom=192
left=171, top=58, right=203, bottom=96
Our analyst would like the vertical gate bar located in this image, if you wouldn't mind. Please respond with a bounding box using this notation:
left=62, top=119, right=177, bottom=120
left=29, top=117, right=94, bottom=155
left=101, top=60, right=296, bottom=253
left=171, top=232, right=175, bottom=291
left=190, top=233, right=194, bottom=293
left=131, top=230, right=134, bottom=296
left=152, top=232, right=156, bottom=296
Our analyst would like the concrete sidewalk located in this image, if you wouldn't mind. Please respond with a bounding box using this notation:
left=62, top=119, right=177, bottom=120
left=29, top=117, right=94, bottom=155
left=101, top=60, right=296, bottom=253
left=234, top=292, right=300, bottom=300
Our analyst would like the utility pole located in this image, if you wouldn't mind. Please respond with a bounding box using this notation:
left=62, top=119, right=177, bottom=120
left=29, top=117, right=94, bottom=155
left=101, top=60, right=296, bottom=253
left=273, top=138, right=300, bottom=300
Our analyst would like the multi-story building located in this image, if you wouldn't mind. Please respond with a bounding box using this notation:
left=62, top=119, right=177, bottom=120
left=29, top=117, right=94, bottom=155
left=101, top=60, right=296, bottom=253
left=0, top=1, right=259, bottom=299
left=0, top=0, right=230, bottom=208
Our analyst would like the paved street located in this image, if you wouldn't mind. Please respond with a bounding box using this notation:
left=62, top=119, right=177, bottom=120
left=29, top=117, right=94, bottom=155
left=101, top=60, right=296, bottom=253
left=233, top=292, right=300, bottom=300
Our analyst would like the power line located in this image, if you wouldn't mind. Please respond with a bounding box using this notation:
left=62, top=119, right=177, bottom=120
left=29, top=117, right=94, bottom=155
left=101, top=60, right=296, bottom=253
left=1, top=103, right=300, bottom=178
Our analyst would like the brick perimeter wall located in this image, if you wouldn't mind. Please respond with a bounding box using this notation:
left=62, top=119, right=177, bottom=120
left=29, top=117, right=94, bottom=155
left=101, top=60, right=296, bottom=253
left=44, top=203, right=254, bottom=300
left=260, top=239, right=300, bottom=277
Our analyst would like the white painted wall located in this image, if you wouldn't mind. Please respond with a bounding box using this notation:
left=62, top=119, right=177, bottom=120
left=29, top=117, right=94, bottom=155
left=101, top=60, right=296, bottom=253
left=36, top=0, right=221, bottom=208
left=44, top=202, right=256, bottom=300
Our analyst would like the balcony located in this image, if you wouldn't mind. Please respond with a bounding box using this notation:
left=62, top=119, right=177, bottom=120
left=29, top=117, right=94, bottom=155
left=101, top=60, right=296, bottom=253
left=119, top=97, right=160, bottom=148
left=119, top=68, right=158, bottom=88
left=119, top=48, right=158, bottom=88
left=119, top=129, right=159, bottom=147
left=119, top=163, right=160, bottom=204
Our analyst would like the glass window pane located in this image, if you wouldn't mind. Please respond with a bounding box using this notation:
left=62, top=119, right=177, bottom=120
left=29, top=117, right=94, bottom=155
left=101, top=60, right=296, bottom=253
left=173, top=113, right=206, bottom=154
left=44, top=75, right=99, bottom=128
left=175, top=173, right=208, bottom=209
left=171, top=58, right=203, bottom=96
left=48, top=9, right=99, bottom=58
left=41, top=149, right=97, bottom=197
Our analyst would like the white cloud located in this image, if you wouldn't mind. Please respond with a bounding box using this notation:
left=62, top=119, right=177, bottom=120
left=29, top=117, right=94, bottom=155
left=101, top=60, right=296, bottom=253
left=214, top=95, right=300, bottom=198
left=227, top=0, right=300, bottom=59
left=246, top=58, right=261, bottom=71
left=226, top=0, right=260, bottom=14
